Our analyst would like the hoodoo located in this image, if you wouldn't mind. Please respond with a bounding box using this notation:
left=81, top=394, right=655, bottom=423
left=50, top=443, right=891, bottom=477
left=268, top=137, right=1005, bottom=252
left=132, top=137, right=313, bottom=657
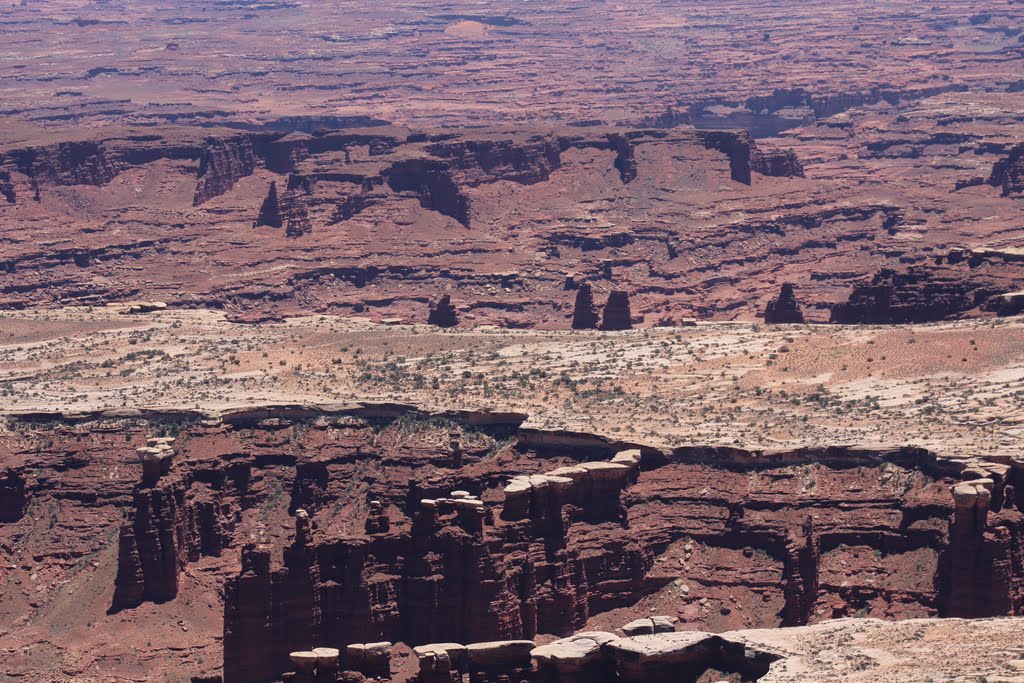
left=600, top=290, right=633, bottom=330
left=764, top=283, right=805, bottom=323
left=571, top=283, right=599, bottom=329
left=255, top=181, right=283, bottom=228
left=428, top=294, right=459, bottom=328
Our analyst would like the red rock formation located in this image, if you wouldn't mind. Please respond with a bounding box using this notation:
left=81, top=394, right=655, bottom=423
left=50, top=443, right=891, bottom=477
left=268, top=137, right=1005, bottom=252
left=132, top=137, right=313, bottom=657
left=945, top=478, right=1024, bottom=618
left=193, top=137, right=256, bottom=206
left=255, top=181, right=283, bottom=229
left=989, top=143, right=1024, bottom=196
left=781, top=518, right=819, bottom=626
left=751, top=146, right=804, bottom=178
left=214, top=430, right=1024, bottom=683
left=607, top=134, right=638, bottom=184
left=600, top=290, right=632, bottom=331
left=1, top=122, right=1006, bottom=326
left=427, top=294, right=459, bottom=328
left=427, top=136, right=563, bottom=187
left=330, top=193, right=373, bottom=224
left=763, top=283, right=805, bottom=324
left=15, top=141, right=118, bottom=187
left=111, top=473, right=194, bottom=608
left=690, top=84, right=967, bottom=138
left=283, top=179, right=313, bottom=238
left=385, top=159, right=471, bottom=227
left=7, top=411, right=1024, bottom=681
left=0, top=468, right=27, bottom=522
left=112, top=440, right=238, bottom=610
left=112, top=513, right=146, bottom=608
left=696, top=131, right=754, bottom=184
left=830, top=268, right=972, bottom=324
left=697, top=130, right=804, bottom=184
left=223, top=545, right=278, bottom=683
left=0, top=170, right=15, bottom=204
left=265, top=132, right=314, bottom=174
left=571, top=283, right=599, bottom=330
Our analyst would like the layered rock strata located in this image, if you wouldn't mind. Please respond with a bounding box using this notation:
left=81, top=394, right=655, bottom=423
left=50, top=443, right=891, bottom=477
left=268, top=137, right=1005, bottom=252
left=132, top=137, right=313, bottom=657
left=193, top=137, right=257, bottom=206
left=205, top=414, right=1024, bottom=683
left=0, top=125, right=836, bottom=326
left=5, top=410, right=1024, bottom=682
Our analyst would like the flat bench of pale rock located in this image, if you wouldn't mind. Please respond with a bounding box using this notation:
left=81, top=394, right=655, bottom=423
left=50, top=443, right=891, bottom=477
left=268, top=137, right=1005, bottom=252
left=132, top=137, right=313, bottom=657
left=531, top=631, right=618, bottom=674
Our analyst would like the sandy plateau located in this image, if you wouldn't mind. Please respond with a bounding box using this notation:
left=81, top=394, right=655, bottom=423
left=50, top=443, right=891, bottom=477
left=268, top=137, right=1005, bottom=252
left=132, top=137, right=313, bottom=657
left=2, top=307, right=1022, bottom=455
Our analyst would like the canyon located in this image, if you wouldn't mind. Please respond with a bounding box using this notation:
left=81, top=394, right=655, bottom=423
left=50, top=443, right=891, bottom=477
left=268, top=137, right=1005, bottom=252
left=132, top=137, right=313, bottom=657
left=2, top=119, right=1024, bottom=328
left=2, top=405, right=1024, bottom=682
left=0, top=309, right=1023, bottom=681
left=3, top=0, right=1024, bottom=681
left=0, top=2, right=1023, bottom=327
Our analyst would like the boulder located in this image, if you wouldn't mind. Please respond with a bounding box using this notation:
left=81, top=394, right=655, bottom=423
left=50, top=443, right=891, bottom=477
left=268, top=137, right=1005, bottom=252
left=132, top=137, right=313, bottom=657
left=136, top=444, right=174, bottom=485
left=345, top=642, right=391, bottom=676
left=414, top=642, right=467, bottom=675
left=621, top=616, right=677, bottom=636
left=290, top=651, right=319, bottom=674
left=579, top=461, right=630, bottom=483
left=604, top=632, right=747, bottom=682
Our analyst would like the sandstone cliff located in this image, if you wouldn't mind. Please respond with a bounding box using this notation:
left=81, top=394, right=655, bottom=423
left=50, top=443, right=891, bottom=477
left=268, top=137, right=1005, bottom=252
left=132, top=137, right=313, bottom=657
left=4, top=410, right=1024, bottom=682
left=989, top=142, right=1024, bottom=196
left=193, top=137, right=257, bottom=206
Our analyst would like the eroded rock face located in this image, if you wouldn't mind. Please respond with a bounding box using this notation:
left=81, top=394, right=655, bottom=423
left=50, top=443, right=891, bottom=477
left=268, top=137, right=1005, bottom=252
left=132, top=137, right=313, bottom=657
left=697, top=131, right=755, bottom=184
left=193, top=137, right=256, bottom=206
left=946, top=471, right=1024, bottom=619
left=830, top=249, right=1024, bottom=324
left=831, top=267, right=974, bottom=324
left=0, top=125, right=831, bottom=326
left=6, top=412, right=1024, bottom=682
left=207, top=418, right=1024, bottom=682
left=282, top=175, right=314, bottom=238
left=764, top=283, right=805, bottom=324
left=18, top=141, right=119, bottom=187
left=989, top=143, right=1024, bottom=196
left=111, top=437, right=239, bottom=611
left=0, top=468, right=28, bottom=522
left=112, top=441, right=203, bottom=610
left=386, top=159, right=471, bottom=227
left=0, top=170, right=15, bottom=204
left=751, top=145, right=804, bottom=178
